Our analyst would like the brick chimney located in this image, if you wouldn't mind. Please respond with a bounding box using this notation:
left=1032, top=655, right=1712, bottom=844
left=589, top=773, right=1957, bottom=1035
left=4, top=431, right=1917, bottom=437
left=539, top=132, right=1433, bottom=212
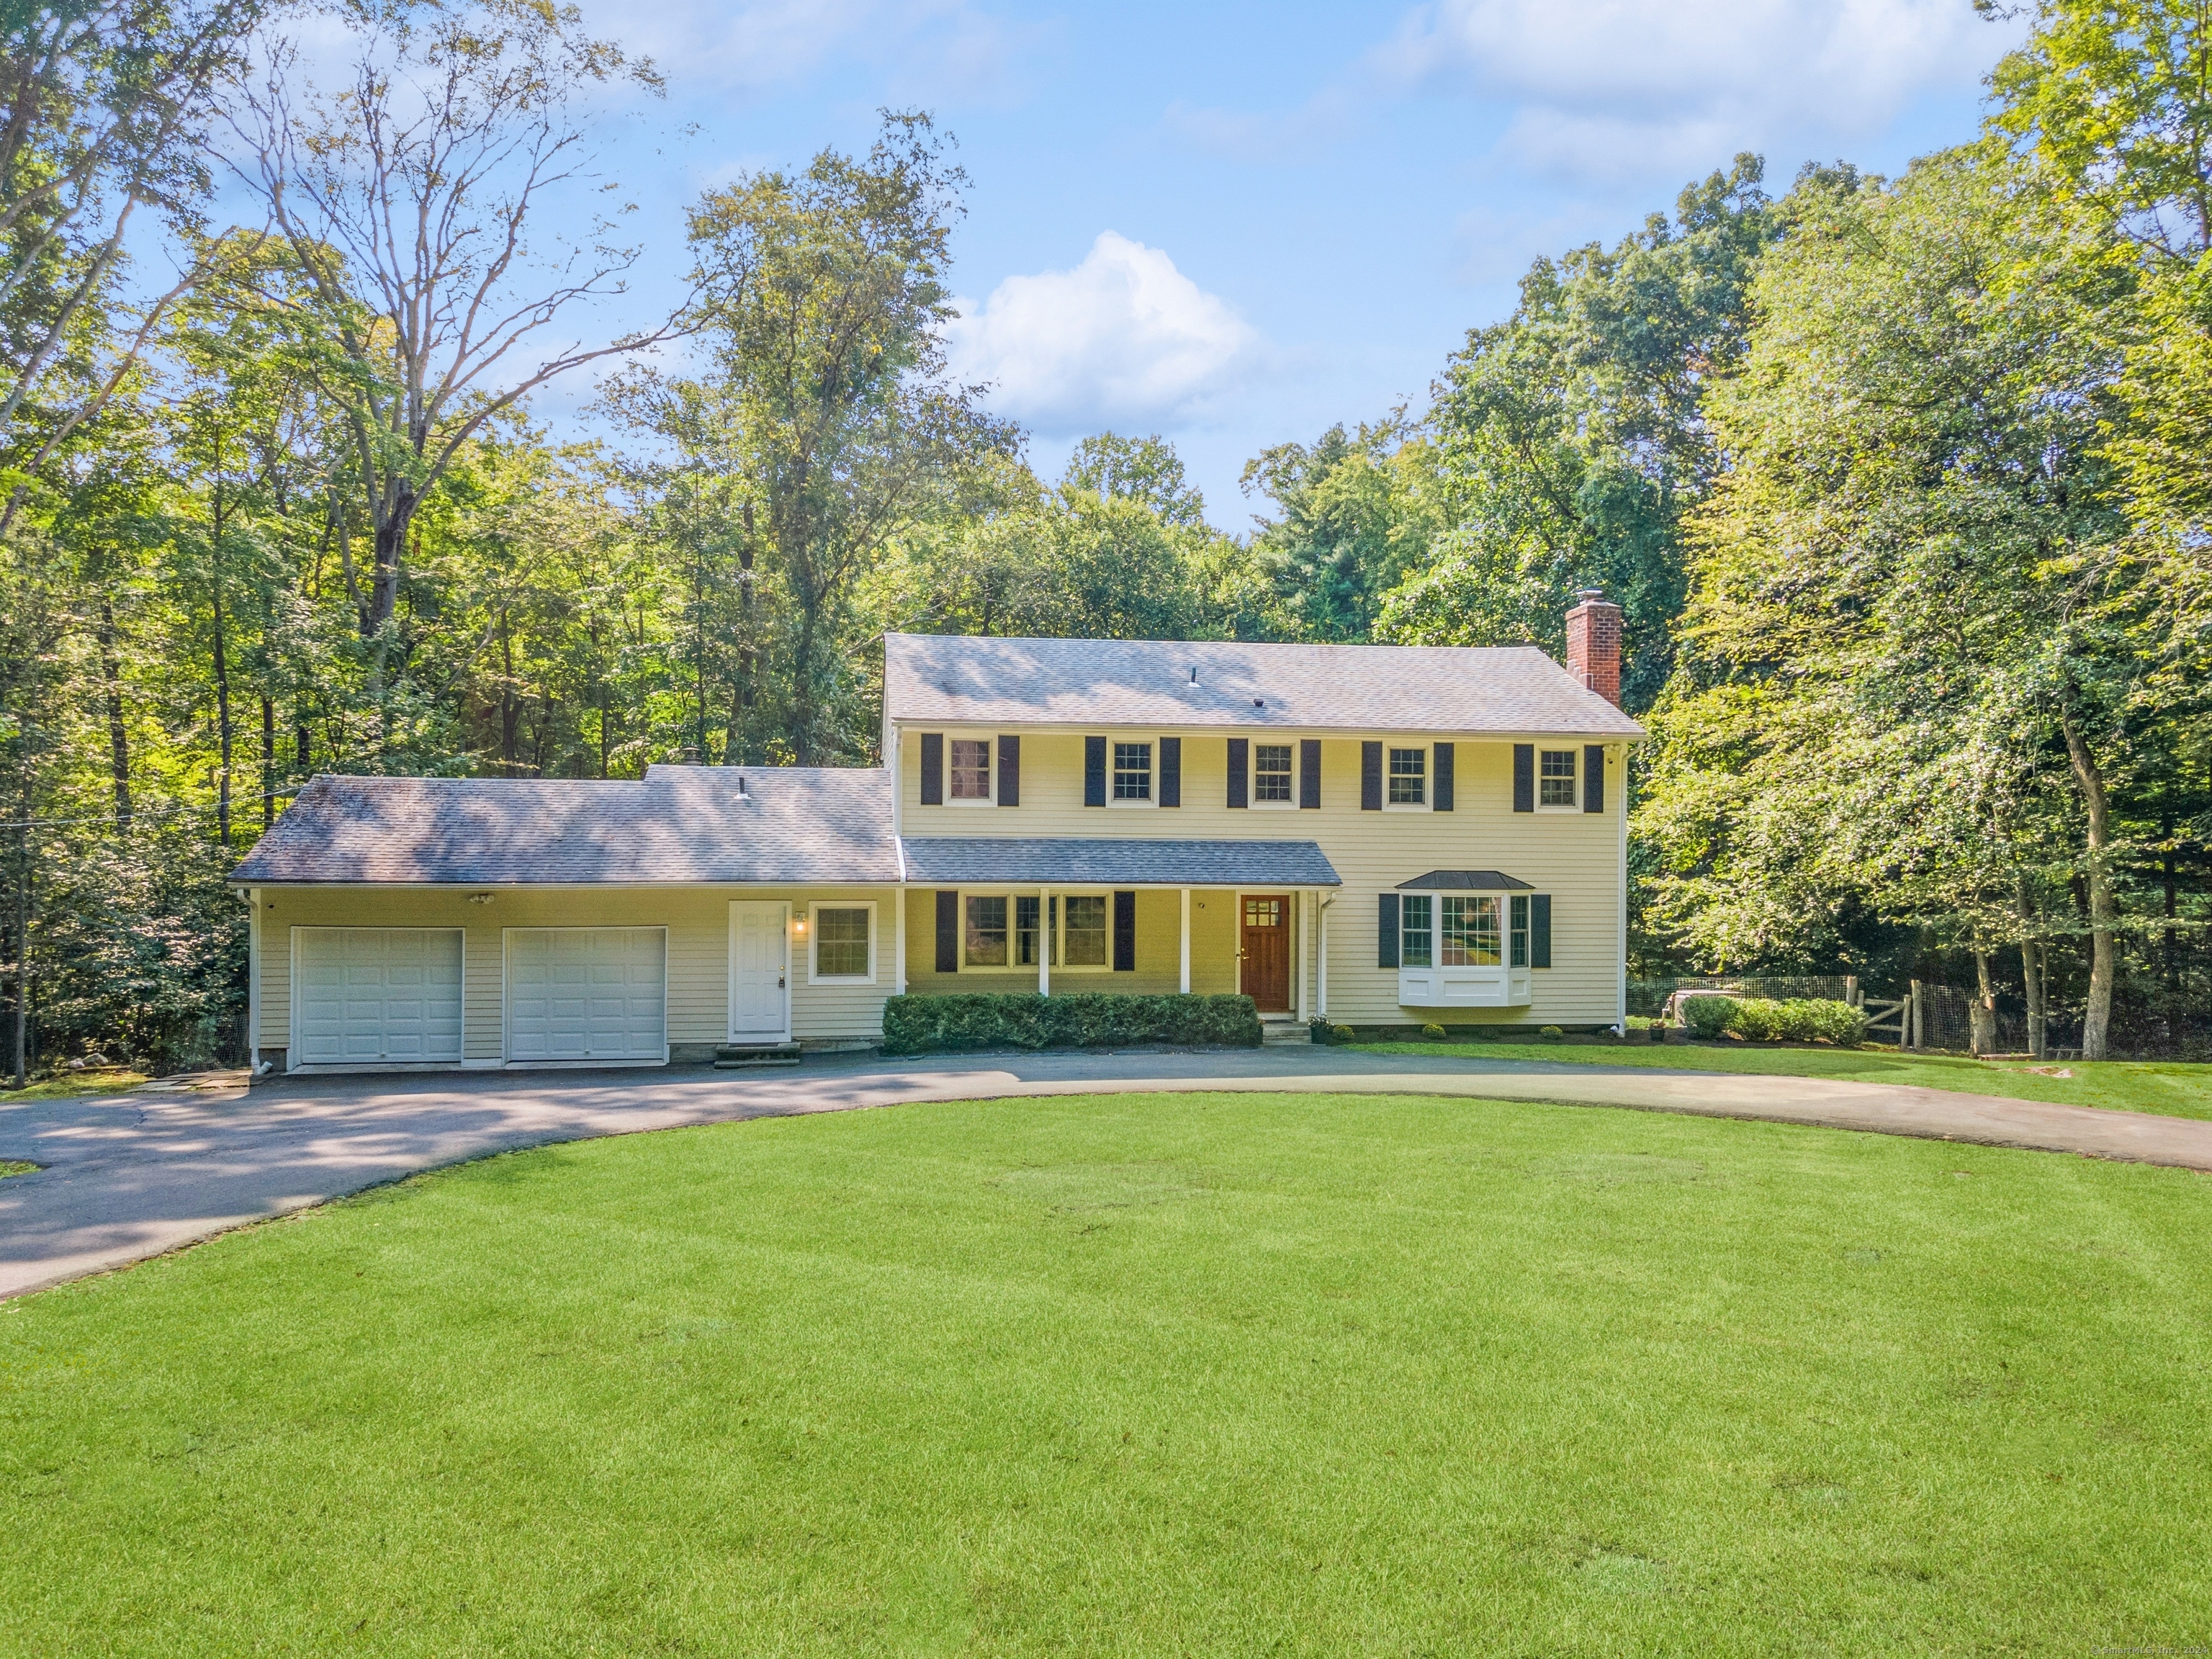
left=1564, top=588, right=1622, bottom=706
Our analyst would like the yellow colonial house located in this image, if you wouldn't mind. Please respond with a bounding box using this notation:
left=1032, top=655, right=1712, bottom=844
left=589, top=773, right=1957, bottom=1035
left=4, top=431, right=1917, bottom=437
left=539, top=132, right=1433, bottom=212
left=233, top=593, right=1642, bottom=1071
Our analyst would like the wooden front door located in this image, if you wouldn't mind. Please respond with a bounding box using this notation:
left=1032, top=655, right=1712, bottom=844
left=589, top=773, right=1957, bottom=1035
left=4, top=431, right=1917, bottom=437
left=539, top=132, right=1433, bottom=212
left=1241, top=895, right=1291, bottom=1012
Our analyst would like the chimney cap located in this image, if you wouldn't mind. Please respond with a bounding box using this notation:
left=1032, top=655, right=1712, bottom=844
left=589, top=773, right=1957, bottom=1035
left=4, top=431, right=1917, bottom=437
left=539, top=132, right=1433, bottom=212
left=1573, top=586, right=1608, bottom=605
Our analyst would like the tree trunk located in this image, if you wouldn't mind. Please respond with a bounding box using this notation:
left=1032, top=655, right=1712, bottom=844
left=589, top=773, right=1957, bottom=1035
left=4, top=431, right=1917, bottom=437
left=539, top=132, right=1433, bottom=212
left=499, top=608, right=519, bottom=770
left=96, top=598, right=130, bottom=827
left=2019, top=873, right=2046, bottom=1059
left=364, top=485, right=414, bottom=637
left=2062, top=712, right=2116, bottom=1061
left=261, top=695, right=274, bottom=829
left=211, top=484, right=232, bottom=848
left=11, top=843, right=27, bottom=1089
left=790, top=608, right=822, bottom=766
left=1970, top=949, right=1997, bottom=1056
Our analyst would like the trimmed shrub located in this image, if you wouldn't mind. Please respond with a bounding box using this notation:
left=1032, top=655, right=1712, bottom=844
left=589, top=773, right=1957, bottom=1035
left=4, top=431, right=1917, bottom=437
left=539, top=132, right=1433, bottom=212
left=1812, top=999, right=1868, bottom=1046
left=1683, top=995, right=1739, bottom=1039
left=1332, top=1024, right=1356, bottom=1044
left=1732, top=998, right=1782, bottom=1042
left=880, top=992, right=1261, bottom=1056
left=1421, top=1022, right=1447, bottom=1040
left=1539, top=1025, right=1565, bottom=1042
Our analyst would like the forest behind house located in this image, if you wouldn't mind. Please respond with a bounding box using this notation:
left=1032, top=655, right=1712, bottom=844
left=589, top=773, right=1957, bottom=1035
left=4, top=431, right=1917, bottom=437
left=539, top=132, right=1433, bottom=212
left=6, top=0, right=2211, bottom=1078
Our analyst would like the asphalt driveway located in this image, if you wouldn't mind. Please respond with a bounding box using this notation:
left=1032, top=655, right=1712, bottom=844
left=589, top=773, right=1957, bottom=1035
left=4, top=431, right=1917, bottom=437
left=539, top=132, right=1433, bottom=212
left=5, top=1046, right=2209, bottom=1301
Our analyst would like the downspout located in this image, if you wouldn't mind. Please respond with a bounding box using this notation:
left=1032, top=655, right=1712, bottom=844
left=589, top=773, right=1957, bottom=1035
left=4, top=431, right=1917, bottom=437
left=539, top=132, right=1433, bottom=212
left=1615, top=743, right=1629, bottom=1035
left=245, top=888, right=264, bottom=1077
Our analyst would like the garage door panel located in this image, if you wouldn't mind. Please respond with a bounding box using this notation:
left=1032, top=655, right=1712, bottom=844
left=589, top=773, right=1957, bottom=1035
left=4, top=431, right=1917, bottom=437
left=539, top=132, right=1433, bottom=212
left=505, top=928, right=666, bottom=1062
left=295, top=929, right=464, bottom=1066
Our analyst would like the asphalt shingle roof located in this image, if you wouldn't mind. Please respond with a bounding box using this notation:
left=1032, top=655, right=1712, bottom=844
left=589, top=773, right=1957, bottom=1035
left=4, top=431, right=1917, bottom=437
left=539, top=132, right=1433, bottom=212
left=1397, top=869, right=1534, bottom=890
left=899, top=837, right=1340, bottom=887
left=231, top=768, right=899, bottom=886
left=884, top=633, right=1645, bottom=737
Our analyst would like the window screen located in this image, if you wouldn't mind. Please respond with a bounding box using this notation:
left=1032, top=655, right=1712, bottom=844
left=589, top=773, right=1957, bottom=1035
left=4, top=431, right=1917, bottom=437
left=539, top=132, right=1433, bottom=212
left=950, top=739, right=991, bottom=800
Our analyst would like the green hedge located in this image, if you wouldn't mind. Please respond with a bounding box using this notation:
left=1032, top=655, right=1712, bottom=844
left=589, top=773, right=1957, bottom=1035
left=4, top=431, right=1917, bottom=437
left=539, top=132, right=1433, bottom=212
left=1684, top=995, right=1866, bottom=1045
left=881, top=993, right=1262, bottom=1056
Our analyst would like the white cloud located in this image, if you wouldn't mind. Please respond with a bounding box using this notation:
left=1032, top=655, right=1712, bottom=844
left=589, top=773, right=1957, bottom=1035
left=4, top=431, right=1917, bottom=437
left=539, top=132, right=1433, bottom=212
left=575, top=0, right=1027, bottom=103
left=945, top=232, right=1270, bottom=433
left=1372, top=0, right=2018, bottom=182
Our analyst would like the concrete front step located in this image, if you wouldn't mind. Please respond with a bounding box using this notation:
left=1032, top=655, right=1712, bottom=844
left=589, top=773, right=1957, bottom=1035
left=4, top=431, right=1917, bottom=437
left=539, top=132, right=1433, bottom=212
left=714, top=1041, right=803, bottom=1069
left=1259, top=1020, right=1313, bottom=1047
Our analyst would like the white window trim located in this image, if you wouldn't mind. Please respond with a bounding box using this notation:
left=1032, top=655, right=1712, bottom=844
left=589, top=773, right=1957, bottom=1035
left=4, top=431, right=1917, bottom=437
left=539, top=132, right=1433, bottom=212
left=1395, top=889, right=1532, bottom=1008
left=1536, top=747, right=1581, bottom=813
left=807, top=899, right=878, bottom=985
left=946, top=731, right=999, bottom=808
left=1250, top=742, right=1298, bottom=810
left=957, top=888, right=1119, bottom=973
left=1383, top=742, right=1431, bottom=812
left=1107, top=737, right=1159, bottom=809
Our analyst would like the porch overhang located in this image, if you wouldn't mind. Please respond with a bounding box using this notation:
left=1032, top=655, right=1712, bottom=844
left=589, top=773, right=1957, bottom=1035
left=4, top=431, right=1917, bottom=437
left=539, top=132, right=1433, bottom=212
left=898, top=837, right=1341, bottom=889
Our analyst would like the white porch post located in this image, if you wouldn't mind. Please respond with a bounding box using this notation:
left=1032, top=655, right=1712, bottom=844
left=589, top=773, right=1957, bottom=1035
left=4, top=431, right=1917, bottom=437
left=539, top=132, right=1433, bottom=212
left=1295, top=891, right=1310, bottom=1024
left=894, top=886, right=907, bottom=995
left=1317, top=894, right=1329, bottom=1019
left=1039, top=887, right=1051, bottom=996
left=1179, top=888, right=1191, bottom=994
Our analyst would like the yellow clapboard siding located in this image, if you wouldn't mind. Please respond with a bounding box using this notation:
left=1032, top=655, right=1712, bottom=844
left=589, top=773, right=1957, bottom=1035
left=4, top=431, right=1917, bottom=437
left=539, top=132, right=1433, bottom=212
left=900, top=728, right=1624, bottom=1025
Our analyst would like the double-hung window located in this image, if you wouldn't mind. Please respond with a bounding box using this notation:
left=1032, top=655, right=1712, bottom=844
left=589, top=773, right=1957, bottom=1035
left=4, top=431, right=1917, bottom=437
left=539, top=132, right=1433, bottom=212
left=1254, top=743, right=1293, bottom=804
left=964, top=896, right=1009, bottom=966
left=1388, top=746, right=1426, bottom=806
left=1063, top=894, right=1110, bottom=965
left=1510, top=894, right=1530, bottom=968
left=811, top=904, right=873, bottom=981
left=1112, top=742, right=1152, bottom=801
left=950, top=738, right=992, bottom=802
left=1539, top=749, right=1577, bottom=808
left=1401, top=895, right=1433, bottom=968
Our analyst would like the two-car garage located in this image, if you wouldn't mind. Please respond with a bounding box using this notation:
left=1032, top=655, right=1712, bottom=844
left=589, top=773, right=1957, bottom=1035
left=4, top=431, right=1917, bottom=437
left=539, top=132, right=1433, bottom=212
left=291, top=926, right=666, bottom=1069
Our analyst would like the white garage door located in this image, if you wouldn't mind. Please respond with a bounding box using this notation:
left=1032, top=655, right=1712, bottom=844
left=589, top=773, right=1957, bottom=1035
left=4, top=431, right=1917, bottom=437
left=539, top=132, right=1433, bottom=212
left=505, top=927, right=667, bottom=1063
left=294, top=928, right=464, bottom=1066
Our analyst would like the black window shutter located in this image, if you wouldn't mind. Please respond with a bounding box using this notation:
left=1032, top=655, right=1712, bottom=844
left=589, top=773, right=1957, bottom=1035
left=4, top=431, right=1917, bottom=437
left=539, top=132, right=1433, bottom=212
left=1300, top=738, right=1321, bottom=809
left=1513, top=744, right=1535, bottom=813
left=1361, top=741, right=1382, bottom=811
left=920, top=733, right=944, bottom=806
left=999, top=735, right=1020, bottom=806
left=935, top=890, right=958, bottom=973
left=1227, top=738, right=1248, bottom=808
left=1160, top=737, right=1181, bottom=807
left=1377, top=892, right=1399, bottom=968
left=1583, top=745, right=1605, bottom=814
left=1112, top=890, right=1136, bottom=971
left=1084, top=736, right=1107, bottom=806
left=1531, top=894, right=1552, bottom=968
left=1434, top=742, right=1455, bottom=812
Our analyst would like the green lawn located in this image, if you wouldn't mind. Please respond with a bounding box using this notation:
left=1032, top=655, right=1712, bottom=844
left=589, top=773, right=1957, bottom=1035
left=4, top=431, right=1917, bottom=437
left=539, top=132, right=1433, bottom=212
left=1353, top=1038, right=2212, bottom=1120
left=5, top=1092, right=2208, bottom=1655
left=0, top=1068, right=146, bottom=1102
left=0, top=1161, right=33, bottom=1179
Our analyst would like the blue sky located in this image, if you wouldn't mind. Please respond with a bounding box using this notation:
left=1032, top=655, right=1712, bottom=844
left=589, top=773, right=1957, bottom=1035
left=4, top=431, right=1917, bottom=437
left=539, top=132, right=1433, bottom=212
left=529, top=0, right=2025, bottom=529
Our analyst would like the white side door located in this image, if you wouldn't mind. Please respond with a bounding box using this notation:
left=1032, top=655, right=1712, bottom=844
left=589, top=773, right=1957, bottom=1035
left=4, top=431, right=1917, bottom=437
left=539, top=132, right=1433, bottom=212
left=728, top=902, right=790, bottom=1040
left=505, top=927, right=667, bottom=1063
left=294, top=927, right=464, bottom=1066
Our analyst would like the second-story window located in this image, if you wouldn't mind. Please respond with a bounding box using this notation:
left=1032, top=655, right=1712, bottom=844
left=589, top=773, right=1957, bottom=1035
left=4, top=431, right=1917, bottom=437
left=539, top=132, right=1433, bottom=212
left=1388, top=746, right=1426, bottom=805
left=950, top=739, right=992, bottom=801
left=1254, top=743, right=1292, bottom=802
left=1539, top=749, right=1577, bottom=807
left=1113, top=742, right=1152, bottom=801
